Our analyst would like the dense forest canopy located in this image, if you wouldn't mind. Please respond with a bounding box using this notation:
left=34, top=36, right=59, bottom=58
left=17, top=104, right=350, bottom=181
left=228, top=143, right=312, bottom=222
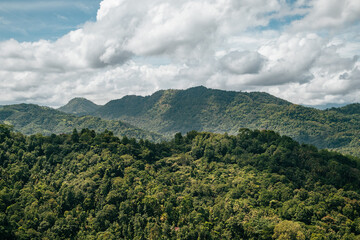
left=1, top=124, right=360, bottom=239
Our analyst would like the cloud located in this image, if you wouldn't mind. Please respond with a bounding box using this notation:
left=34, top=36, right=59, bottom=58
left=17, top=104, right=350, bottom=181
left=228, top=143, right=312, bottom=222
left=0, top=0, right=360, bottom=107
left=95, top=0, right=283, bottom=59
left=218, top=33, right=324, bottom=86
left=220, top=51, right=266, bottom=75
left=0, top=0, right=91, bottom=12
left=292, top=0, right=360, bottom=31
left=0, top=0, right=283, bottom=71
left=324, top=66, right=360, bottom=95
left=125, top=1, right=219, bottom=57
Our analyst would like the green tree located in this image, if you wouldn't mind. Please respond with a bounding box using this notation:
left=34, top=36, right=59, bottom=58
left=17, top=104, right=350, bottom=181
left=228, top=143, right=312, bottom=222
left=272, top=221, right=305, bottom=240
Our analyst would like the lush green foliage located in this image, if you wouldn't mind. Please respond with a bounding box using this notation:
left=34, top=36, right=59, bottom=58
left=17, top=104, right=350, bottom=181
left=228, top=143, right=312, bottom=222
left=0, top=104, right=162, bottom=142
left=89, top=86, right=360, bottom=156
left=328, top=104, right=360, bottom=116
left=58, top=98, right=101, bottom=116
left=2, top=125, right=360, bottom=239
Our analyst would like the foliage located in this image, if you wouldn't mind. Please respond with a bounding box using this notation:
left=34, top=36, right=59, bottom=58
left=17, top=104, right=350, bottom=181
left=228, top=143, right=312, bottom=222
left=328, top=103, right=360, bottom=115
left=91, top=86, right=360, bottom=156
left=272, top=221, right=305, bottom=240
left=1, top=125, right=360, bottom=239
left=0, top=104, right=163, bottom=142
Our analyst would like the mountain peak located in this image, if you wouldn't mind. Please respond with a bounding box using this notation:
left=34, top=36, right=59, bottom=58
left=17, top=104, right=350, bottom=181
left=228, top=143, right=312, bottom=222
left=67, top=97, right=94, bottom=104
left=187, top=85, right=207, bottom=90
left=58, top=97, right=101, bottom=116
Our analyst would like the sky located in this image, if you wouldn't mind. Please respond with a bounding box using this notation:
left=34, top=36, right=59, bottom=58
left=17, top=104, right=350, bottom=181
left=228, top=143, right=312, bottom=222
left=0, top=0, right=359, bottom=107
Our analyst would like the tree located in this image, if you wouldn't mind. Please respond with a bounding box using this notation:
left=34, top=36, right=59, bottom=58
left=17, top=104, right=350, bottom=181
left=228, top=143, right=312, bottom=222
left=272, top=221, right=305, bottom=240
left=71, top=128, right=79, bottom=143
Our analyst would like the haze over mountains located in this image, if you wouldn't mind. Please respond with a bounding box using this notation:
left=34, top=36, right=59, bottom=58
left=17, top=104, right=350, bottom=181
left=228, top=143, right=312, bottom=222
left=1, top=86, right=360, bottom=156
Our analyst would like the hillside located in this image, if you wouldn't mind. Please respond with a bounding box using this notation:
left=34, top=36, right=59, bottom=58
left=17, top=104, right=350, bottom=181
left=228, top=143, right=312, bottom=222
left=328, top=103, right=360, bottom=115
left=1, top=126, right=360, bottom=239
left=91, top=86, right=360, bottom=156
left=0, top=104, right=162, bottom=141
left=58, top=97, right=101, bottom=116
left=94, top=86, right=291, bottom=134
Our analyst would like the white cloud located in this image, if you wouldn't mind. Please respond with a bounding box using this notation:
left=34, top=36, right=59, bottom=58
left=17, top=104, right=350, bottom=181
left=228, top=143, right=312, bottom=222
left=292, top=0, right=360, bottom=31
left=0, top=0, right=360, bottom=107
left=126, top=1, right=219, bottom=57
left=220, top=51, right=266, bottom=75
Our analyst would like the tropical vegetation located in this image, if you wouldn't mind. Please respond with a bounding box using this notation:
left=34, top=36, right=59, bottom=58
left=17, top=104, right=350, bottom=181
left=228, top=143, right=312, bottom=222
left=1, top=125, right=360, bottom=239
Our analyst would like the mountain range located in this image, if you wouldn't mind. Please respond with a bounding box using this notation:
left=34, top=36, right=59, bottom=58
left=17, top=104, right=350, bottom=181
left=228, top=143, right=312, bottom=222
left=1, top=86, right=360, bottom=156
left=61, top=86, right=360, bottom=156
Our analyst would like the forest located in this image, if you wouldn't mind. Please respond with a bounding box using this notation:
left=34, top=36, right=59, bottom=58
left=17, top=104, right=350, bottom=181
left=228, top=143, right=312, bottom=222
left=3, top=87, right=360, bottom=158
left=1, top=124, right=360, bottom=239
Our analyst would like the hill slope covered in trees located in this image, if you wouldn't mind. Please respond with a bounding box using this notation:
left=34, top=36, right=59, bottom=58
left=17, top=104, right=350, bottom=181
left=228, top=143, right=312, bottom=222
left=58, top=98, right=101, bottom=116
left=328, top=103, right=360, bottom=116
left=1, top=125, right=360, bottom=239
left=84, top=86, right=360, bottom=156
left=0, top=104, right=162, bottom=141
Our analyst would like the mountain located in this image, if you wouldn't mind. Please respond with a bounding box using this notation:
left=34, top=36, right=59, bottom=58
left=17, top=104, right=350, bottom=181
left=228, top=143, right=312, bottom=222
left=0, top=104, right=162, bottom=141
left=1, top=127, right=360, bottom=239
left=58, top=97, right=101, bottom=116
left=91, top=86, right=360, bottom=156
left=305, top=102, right=349, bottom=110
left=94, top=86, right=291, bottom=134
left=328, top=103, right=360, bottom=115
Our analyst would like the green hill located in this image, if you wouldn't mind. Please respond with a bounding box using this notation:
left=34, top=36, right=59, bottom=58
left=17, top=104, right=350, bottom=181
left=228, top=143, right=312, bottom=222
left=328, top=103, right=360, bottom=115
left=94, top=86, right=291, bottom=134
left=58, top=97, right=101, bottom=116
left=0, top=104, right=163, bottom=141
left=1, top=126, right=360, bottom=239
left=92, top=86, right=360, bottom=156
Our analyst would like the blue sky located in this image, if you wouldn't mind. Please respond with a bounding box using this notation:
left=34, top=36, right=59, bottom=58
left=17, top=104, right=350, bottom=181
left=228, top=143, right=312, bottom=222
left=0, top=0, right=359, bottom=107
left=0, top=0, right=101, bottom=42
left=0, top=0, right=302, bottom=42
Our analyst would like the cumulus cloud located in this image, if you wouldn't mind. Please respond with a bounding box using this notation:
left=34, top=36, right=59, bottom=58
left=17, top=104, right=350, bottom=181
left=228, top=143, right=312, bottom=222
left=125, top=1, right=219, bottom=57
left=220, top=51, right=266, bottom=75
left=0, top=0, right=286, bottom=71
left=0, top=0, right=360, bottom=106
left=292, top=0, right=360, bottom=31
left=215, top=33, right=323, bottom=87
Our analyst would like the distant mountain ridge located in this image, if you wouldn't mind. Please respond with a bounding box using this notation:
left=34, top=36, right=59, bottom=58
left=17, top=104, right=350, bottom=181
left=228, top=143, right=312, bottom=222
left=61, top=86, right=360, bottom=156
left=8, top=86, right=360, bottom=156
left=58, top=97, right=101, bottom=116
left=0, top=104, right=163, bottom=141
